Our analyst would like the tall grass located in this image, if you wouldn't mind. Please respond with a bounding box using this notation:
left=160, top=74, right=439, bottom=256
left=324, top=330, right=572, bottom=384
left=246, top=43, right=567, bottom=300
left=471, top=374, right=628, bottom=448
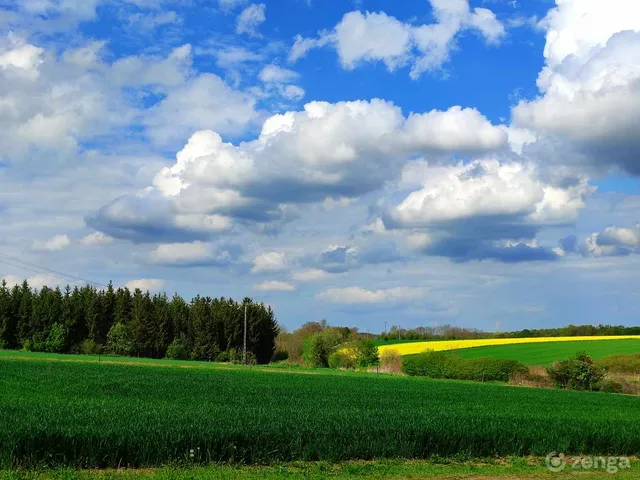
left=2, top=358, right=640, bottom=468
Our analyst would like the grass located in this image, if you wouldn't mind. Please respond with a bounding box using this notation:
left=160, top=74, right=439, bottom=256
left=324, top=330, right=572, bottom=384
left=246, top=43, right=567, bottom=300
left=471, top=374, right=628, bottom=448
left=451, top=339, right=640, bottom=366
left=2, top=457, right=638, bottom=479
left=3, top=354, right=640, bottom=469
left=378, top=336, right=640, bottom=357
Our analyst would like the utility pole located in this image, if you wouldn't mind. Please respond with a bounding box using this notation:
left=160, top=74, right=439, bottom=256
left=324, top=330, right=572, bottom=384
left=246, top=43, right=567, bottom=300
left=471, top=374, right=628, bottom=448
left=384, top=320, right=388, bottom=336
left=243, top=303, right=247, bottom=364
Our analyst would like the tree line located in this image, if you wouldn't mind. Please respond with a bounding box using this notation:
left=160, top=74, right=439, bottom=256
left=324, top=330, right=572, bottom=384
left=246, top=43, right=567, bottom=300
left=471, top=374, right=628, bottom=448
left=0, top=280, right=279, bottom=364
left=382, top=323, right=640, bottom=342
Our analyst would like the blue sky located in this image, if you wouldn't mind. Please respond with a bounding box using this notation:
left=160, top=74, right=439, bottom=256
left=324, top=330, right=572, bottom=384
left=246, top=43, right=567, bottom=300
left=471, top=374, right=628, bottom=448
left=1, top=0, right=639, bottom=333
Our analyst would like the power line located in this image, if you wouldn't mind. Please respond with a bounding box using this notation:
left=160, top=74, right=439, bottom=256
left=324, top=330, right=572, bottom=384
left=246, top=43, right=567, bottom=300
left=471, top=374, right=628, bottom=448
left=0, top=252, right=108, bottom=288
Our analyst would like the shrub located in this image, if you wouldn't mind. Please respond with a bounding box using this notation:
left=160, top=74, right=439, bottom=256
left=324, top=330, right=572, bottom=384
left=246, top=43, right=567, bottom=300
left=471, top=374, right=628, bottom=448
left=402, top=351, right=528, bottom=383
left=380, top=348, right=402, bottom=373
left=356, top=339, right=380, bottom=368
left=106, top=323, right=133, bottom=356
left=79, top=339, right=101, bottom=355
left=598, top=380, right=624, bottom=394
left=45, top=323, right=68, bottom=353
left=546, top=351, right=606, bottom=391
left=301, top=330, right=342, bottom=368
left=166, top=338, right=189, bottom=360
left=328, top=351, right=356, bottom=370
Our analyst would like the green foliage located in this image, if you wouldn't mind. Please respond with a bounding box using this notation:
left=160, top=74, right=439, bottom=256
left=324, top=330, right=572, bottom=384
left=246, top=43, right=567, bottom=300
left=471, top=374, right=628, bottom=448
left=45, top=323, right=68, bottom=353
left=0, top=279, right=279, bottom=365
left=166, top=338, right=189, bottom=360
left=402, top=351, right=528, bottom=382
left=598, top=380, right=624, bottom=394
left=301, top=330, right=342, bottom=367
left=355, top=339, right=380, bottom=368
left=79, top=339, right=101, bottom=355
left=546, top=351, right=606, bottom=391
left=3, top=357, right=640, bottom=469
left=106, top=322, right=133, bottom=356
left=328, top=351, right=356, bottom=370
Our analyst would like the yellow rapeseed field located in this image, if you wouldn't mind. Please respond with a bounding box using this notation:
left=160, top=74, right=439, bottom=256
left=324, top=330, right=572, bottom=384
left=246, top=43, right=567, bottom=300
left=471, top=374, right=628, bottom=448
left=378, top=335, right=640, bottom=356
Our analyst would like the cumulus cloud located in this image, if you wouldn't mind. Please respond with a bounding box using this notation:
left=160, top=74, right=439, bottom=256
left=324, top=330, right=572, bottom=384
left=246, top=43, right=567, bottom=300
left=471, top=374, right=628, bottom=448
left=91, top=100, right=506, bottom=242
left=258, top=64, right=305, bottom=101
left=148, top=241, right=240, bottom=267
left=512, top=0, right=640, bottom=175
left=289, top=1, right=505, bottom=78
left=32, top=234, right=71, bottom=252
left=0, top=36, right=257, bottom=166
left=236, top=3, right=266, bottom=37
left=563, top=224, right=640, bottom=258
left=316, top=286, right=424, bottom=304
left=292, top=269, right=335, bottom=282
left=251, top=251, right=287, bottom=273
left=80, top=232, right=113, bottom=246
left=254, top=280, right=296, bottom=291
left=384, top=159, right=593, bottom=262
left=125, top=278, right=165, bottom=292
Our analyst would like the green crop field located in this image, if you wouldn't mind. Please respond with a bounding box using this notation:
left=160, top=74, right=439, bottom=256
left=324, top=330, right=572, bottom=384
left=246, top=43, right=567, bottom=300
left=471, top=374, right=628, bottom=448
left=2, top=354, right=640, bottom=470
left=451, top=339, right=640, bottom=365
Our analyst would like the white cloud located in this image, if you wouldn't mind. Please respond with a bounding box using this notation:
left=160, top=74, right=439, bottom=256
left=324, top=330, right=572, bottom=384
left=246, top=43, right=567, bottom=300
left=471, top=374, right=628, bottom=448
left=2, top=273, right=60, bottom=290
left=236, top=3, right=266, bottom=37
left=218, top=0, right=247, bottom=12
left=259, top=64, right=299, bottom=83
left=80, top=232, right=113, bottom=246
left=571, top=224, right=640, bottom=258
left=32, top=234, right=71, bottom=252
left=251, top=251, right=287, bottom=273
left=258, top=64, right=306, bottom=101
left=142, top=73, right=258, bottom=146
left=254, top=280, right=296, bottom=291
left=92, top=99, right=505, bottom=242
left=292, top=268, right=333, bottom=282
left=0, top=36, right=257, bottom=166
left=316, top=286, right=424, bottom=304
left=148, top=241, right=236, bottom=266
left=125, top=278, right=165, bottom=291
left=384, top=159, right=592, bottom=262
left=289, top=1, right=505, bottom=78
left=512, top=0, right=640, bottom=174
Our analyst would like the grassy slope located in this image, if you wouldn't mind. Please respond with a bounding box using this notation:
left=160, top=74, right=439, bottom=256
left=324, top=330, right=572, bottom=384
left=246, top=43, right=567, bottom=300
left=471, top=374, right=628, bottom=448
left=451, top=339, right=640, bottom=365
left=3, top=354, right=640, bottom=469
left=2, top=459, right=639, bottom=480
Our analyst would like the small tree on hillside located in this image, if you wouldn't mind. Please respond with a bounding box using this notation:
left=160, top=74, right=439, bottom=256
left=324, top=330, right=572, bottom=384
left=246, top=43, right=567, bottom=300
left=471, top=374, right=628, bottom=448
left=356, top=339, right=380, bottom=368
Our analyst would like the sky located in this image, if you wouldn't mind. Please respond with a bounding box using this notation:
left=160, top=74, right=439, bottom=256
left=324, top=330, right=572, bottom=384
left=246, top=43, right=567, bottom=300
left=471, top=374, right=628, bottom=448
left=1, top=0, right=639, bottom=333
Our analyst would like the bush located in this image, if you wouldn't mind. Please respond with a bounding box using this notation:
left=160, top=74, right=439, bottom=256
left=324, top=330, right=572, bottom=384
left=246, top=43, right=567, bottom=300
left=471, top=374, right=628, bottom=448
left=402, top=351, right=528, bottom=383
left=45, top=323, right=68, bottom=353
left=546, top=351, right=606, bottom=391
left=106, top=323, right=133, bottom=356
left=166, top=338, right=189, bottom=360
left=356, top=339, right=380, bottom=368
left=302, top=330, right=342, bottom=368
left=598, top=380, right=624, bottom=394
left=328, top=351, right=356, bottom=370
left=79, top=339, right=101, bottom=355
left=380, top=348, right=402, bottom=373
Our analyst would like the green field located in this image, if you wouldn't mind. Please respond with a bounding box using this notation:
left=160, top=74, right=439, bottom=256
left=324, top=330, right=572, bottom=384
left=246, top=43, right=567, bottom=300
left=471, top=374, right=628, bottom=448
left=451, top=339, right=640, bottom=365
left=2, top=354, right=640, bottom=470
